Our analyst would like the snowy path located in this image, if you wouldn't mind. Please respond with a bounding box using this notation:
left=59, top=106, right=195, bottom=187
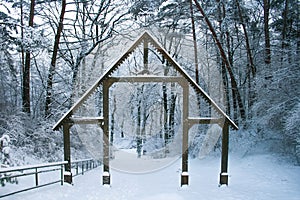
left=3, top=154, right=300, bottom=200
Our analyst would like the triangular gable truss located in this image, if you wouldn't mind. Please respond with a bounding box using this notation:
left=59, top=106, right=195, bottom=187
left=54, top=31, right=238, bottom=187
left=53, top=31, right=238, bottom=131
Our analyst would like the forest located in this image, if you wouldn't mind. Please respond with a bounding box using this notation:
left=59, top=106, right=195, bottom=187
left=0, top=0, right=299, bottom=166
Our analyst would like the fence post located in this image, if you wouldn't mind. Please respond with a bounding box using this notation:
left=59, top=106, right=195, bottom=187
left=76, top=162, right=78, bottom=175
left=82, top=162, right=84, bottom=175
left=61, top=164, right=64, bottom=185
left=35, top=168, right=38, bottom=186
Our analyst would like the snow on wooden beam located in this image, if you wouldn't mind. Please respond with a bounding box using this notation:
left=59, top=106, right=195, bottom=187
left=69, top=117, right=104, bottom=125
left=108, top=76, right=184, bottom=83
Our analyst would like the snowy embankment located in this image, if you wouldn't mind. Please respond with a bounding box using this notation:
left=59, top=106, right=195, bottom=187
left=4, top=153, right=300, bottom=200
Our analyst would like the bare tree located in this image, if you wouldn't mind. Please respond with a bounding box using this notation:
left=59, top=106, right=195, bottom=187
left=281, top=0, right=289, bottom=64
left=189, top=0, right=199, bottom=84
left=22, top=0, right=35, bottom=114
left=37, top=0, right=129, bottom=116
left=263, top=0, right=271, bottom=64
left=59, top=0, right=128, bottom=105
left=235, top=0, right=255, bottom=76
left=235, top=0, right=256, bottom=115
left=45, top=0, right=66, bottom=117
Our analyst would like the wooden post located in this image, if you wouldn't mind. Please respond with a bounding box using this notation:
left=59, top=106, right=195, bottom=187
left=35, top=168, right=38, bottom=186
left=181, top=80, right=189, bottom=186
left=60, top=164, right=64, bottom=185
left=63, top=123, right=72, bottom=184
left=102, top=80, right=110, bottom=185
left=82, top=161, right=84, bottom=175
left=76, top=162, right=78, bottom=175
left=219, top=121, right=229, bottom=185
left=143, top=38, right=149, bottom=71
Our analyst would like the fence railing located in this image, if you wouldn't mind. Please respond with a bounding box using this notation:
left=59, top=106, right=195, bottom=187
left=0, top=159, right=100, bottom=198
left=71, top=159, right=100, bottom=177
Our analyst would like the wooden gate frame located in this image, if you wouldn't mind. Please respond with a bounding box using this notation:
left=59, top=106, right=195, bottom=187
left=53, top=31, right=238, bottom=186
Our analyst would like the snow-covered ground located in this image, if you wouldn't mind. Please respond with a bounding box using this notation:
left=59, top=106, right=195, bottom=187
left=2, top=152, right=299, bottom=200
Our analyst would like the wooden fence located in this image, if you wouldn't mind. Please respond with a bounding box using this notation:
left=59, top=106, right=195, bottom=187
left=0, top=159, right=100, bottom=198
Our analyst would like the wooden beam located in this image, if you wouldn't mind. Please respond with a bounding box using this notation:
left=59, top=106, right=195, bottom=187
left=188, top=117, right=224, bottom=129
left=102, top=79, right=110, bottom=185
left=69, top=117, right=104, bottom=125
left=109, top=76, right=184, bottom=84
left=181, top=80, right=189, bottom=186
left=63, top=123, right=72, bottom=184
left=219, top=122, right=229, bottom=185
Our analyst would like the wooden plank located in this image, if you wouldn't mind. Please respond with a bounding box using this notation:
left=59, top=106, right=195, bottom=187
left=69, top=117, right=104, bottom=125
left=219, top=122, right=229, bottom=185
left=181, top=80, right=189, bottom=186
left=188, top=117, right=224, bottom=128
left=109, top=76, right=184, bottom=83
left=102, top=79, right=110, bottom=185
left=63, top=123, right=72, bottom=184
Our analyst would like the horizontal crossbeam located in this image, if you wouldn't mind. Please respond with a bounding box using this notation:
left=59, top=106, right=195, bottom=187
left=68, top=117, right=104, bottom=125
left=108, top=76, right=185, bottom=84
left=188, top=117, right=224, bottom=129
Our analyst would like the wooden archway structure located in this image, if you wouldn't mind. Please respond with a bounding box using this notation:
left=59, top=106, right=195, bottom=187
left=53, top=31, right=238, bottom=186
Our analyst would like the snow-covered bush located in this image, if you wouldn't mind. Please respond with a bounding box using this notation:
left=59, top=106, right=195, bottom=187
left=0, top=112, right=90, bottom=165
left=285, top=102, right=300, bottom=164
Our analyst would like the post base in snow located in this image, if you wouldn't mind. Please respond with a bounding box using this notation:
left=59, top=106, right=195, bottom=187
left=181, top=172, right=189, bottom=186
left=102, top=172, right=110, bottom=185
left=219, top=173, right=228, bottom=185
left=64, top=172, right=72, bottom=184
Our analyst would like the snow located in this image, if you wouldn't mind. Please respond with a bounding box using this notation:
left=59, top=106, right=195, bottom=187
left=159, top=0, right=178, bottom=11
left=110, top=149, right=179, bottom=174
left=103, top=172, right=110, bottom=176
left=64, top=171, right=72, bottom=176
left=181, top=172, right=189, bottom=176
left=4, top=154, right=300, bottom=200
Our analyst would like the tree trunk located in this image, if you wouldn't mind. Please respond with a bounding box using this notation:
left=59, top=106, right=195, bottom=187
left=45, top=0, right=66, bottom=117
left=110, top=95, right=116, bottom=145
left=168, top=84, right=177, bottom=140
left=221, top=63, right=230, bottom=117
left=225, top=31, right=238, bottom=121
left=189, top=0, right=203, bottom=122
left=22, top=0, right=35, bottom=114
left=234, top=0, right=256, bottom=118
left=263, top=0, right=271, bottom=64
left=20, top=0, right=25, bottom=110
left=281, top=0, right=289, bottom=64
left=136, top=88, right=142, bottom=158
left=189, top=0, right=199, bottom=84
left=162, top=83, right=169, bottom=148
